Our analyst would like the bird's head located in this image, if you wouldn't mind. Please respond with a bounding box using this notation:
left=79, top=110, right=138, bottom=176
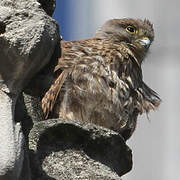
left=95, top=18, right=154, bottom=60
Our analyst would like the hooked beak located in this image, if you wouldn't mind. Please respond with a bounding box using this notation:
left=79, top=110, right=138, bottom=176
left=139, top=37, right=151, bottom=49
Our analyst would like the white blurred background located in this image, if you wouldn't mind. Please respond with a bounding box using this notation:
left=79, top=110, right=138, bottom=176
left=54, top=1, right=180, bottom=179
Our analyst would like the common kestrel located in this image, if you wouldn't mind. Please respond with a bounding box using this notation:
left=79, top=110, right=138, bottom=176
left=42, top=18, right=161, bottom=140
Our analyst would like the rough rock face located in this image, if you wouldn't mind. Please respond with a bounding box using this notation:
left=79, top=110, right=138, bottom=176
left=28, top=118, right=132, bottom=180
left=0, top=0, right=59, bottom=179
left=0, top=0, right=133, bottom=179
left=0, top=0, right=59, bottom=94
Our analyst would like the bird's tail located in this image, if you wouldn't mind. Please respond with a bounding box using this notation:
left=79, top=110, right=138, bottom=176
left=140, top=81, right=161, bottom=113
left=41, top=70, right=68, bottom=119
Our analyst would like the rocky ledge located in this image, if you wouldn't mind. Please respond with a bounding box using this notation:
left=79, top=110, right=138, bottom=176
left=28, top=118, right=132, bottom=180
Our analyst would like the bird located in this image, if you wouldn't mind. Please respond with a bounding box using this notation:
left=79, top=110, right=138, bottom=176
left=41, top=18, right=161, bottom=140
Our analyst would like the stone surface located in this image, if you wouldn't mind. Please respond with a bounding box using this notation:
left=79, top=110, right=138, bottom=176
left=0, top=0, right=60, bottom=179
left=29, top=118, right=132, bottom=180
left=0, top=92, right=24, bottom=180
left=0, top=0, right=59, bottom=94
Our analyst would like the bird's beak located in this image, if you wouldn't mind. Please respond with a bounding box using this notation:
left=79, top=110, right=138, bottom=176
left=139, top=37, right=151, bottom=49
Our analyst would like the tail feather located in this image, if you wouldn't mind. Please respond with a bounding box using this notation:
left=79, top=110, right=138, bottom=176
left=141, top=81, right=161, bottom=109
left=41, top=70, right=68, bottom=119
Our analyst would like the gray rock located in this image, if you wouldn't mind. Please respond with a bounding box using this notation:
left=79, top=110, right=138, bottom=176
left=0, top=0, right=59, bottom=94
left=0, top=0, right=60, bottom=179
left=29, top=119, right=131, bottom=180
left=0, top=91, right=24, bottom=180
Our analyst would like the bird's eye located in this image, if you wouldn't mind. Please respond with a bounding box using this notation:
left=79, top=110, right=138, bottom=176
left=126, top=26, right=136, bottom=34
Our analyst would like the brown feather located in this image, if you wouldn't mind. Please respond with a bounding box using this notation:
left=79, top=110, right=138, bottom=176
left=41, top=70, right=68, bottom=118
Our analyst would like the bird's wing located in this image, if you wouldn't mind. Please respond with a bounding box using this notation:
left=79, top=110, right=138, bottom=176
left=41, top=41, right=74, bottom=119
left=41, top=69, right=68, bottom=119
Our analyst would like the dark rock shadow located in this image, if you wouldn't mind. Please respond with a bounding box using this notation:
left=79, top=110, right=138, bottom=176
left=29, top=149, right=56, bottom=180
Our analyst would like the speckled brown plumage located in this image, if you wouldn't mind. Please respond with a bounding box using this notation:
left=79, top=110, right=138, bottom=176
left=41, top=18, right=161, bottom=140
